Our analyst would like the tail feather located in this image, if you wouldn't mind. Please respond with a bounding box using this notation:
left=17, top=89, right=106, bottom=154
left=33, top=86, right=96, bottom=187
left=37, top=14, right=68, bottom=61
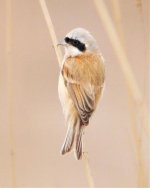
left=61, top=115, right=85, bottom=160
left=61, top=125, right=76, bottom=155
left=75, top=124, right=84, bottom=160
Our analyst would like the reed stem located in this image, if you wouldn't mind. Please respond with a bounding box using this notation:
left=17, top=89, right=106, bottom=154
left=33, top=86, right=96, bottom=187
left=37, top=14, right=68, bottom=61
left=94, top=0, right=149, bottom=133
left=39, top=0, right=63, bottom=67
left=83, top=153, right=95, bottom=188
left=94, top=0, right=148, bottom=187
left=6, top=0, right=16, bottom=187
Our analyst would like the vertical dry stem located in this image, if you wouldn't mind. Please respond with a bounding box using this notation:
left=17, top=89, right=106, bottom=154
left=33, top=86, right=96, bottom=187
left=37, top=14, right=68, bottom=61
left=83, top=153, right=95, bottom=188
left=39, top=0, right=95, bottom=187
left=94, top=0, right=149, bottom=134
left=94, top=0, right=142, bottom=105
left=111, top=0, right=125, bottom=45
left=6, top=0, right=16, bottom=187
left=94, top=0, right=148, bottom=187
left=136, top=0, right=143, bottom=13
left=39, top=0, right=62, bottom=66
left=111, top=1, right=147, bottom=187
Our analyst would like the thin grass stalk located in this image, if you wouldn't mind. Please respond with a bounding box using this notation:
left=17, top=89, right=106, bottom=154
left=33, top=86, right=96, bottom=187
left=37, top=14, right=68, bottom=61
left=128, top=93, right=147, bottom=187
left=94, top=0, right=148, bottom=187
left=6, top=0, right=16, bottom=187
left=83, top=153, right=95, bottom=188
left=111, top=0, right=125, bottom=46
left=94, top=0, right=149, bottom=133
left=39, top=0, right=95, bottom=187
left=136, top=0, right=143, bottom=13
left=110, top=0, right=148, bottom=187
left=39, top=0, right=62, bottom=67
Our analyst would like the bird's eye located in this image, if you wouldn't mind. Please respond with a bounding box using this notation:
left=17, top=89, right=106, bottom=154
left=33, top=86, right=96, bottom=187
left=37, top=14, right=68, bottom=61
left=73, top=40, right=79, bottom=45
left=64, top=37, right=70, bottom=43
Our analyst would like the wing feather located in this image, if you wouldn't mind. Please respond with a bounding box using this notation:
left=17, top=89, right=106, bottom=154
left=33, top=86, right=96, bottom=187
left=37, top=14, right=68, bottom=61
left=67, top=83, right=94, bottom=125
left=62, top=52, right=105, bottom=125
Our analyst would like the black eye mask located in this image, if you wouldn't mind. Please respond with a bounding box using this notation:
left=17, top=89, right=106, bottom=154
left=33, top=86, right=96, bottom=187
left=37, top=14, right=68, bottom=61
left=64, top=37, right=86, bottom=52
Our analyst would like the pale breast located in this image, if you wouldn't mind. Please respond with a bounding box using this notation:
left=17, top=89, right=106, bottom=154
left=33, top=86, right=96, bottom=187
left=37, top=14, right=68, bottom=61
left=58, top=74, right=75, bottom=119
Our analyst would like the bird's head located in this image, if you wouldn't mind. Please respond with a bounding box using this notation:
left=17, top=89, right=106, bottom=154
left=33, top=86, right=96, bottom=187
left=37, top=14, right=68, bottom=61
left=58, top=28, right=98, bottom=57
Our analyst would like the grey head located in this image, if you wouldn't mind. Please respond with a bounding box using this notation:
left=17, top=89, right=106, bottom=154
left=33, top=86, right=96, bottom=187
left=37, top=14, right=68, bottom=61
left=62, top=28, right=99, bottom=57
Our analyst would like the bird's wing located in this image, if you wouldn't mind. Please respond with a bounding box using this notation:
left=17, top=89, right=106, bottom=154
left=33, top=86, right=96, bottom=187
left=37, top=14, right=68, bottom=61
left=67, top=83, right=95, bottom=125
left=62, top=52, right=105, bottom=125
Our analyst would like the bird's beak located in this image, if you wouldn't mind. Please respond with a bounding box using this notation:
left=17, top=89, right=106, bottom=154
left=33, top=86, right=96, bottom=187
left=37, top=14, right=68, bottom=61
left=57, top=41, right=67, bottom=47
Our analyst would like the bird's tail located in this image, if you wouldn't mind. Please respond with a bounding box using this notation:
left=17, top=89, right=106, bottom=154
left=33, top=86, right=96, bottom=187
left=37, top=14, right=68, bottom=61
left=61, top=113, right=79, bottom=155
left=61, top=123, right=76, bottom=155
left=74, top=123, right=84, bottom=160
left=61, top=116, right=84, bottom=160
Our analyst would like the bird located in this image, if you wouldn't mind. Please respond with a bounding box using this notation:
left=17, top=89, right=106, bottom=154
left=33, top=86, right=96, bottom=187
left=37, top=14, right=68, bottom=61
left=58, top=28, right=105, bottom=160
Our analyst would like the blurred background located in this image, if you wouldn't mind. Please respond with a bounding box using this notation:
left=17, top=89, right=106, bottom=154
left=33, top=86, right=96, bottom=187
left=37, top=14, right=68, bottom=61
left=0, top=0, right=149, bottom=187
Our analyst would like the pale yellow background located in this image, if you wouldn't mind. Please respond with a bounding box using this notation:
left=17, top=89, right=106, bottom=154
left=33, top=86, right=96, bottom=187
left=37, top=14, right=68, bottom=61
left=0, top=0, right=149, bottom=187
